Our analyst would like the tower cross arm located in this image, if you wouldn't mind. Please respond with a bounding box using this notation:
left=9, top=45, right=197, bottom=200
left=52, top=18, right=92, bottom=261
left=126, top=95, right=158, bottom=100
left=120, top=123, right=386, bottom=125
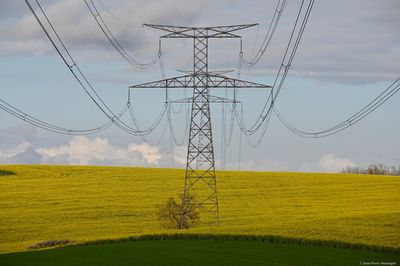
left=170, top=95, right=241, bottom=104
left=129, top=74, right=271, bottom=89
left=143, top=23, right=258, bottom=38
left=207, top=74, right=271, bottom=88
left=129, top=74, right=194, bottom=88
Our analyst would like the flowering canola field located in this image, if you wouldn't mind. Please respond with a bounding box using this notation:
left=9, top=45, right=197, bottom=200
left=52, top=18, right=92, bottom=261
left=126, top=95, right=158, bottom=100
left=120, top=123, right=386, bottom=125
left=0, top=165, right=399, bottom=253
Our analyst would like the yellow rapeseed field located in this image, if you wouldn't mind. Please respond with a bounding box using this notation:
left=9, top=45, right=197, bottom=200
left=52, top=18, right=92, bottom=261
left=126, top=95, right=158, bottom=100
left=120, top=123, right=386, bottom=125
left=0, top=165, right=399, bottom=253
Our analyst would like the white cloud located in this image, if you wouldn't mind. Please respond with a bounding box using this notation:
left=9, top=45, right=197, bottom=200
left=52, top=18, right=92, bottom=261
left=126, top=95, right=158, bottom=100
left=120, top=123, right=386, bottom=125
left=0, top=136, right=165, bottom=166
left=128, top=143, right=161, bottom=164
left=38, top=136, right=111, bottom=165
left=0, top=141, right=31, bottom=160
left=0, top=138, right=290, bottom=171
left=0, top=139, right=362, bottom=173
left=36, top=136, right=162, bottom=165
left=300, top=153, right=356, bottom=173
left=317, top=154, right=356, bottom=172
left=172, top=145, right=187, bottom=165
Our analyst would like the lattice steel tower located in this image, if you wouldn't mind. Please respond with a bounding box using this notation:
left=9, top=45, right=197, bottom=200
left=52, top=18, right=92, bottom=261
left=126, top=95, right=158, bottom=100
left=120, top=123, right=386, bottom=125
left=130, top=24, right=271, bottom=224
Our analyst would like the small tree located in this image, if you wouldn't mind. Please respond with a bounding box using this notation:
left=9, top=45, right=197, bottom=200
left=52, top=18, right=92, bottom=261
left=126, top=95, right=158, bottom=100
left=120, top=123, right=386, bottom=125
left=158, top=193, right=200, bottom=229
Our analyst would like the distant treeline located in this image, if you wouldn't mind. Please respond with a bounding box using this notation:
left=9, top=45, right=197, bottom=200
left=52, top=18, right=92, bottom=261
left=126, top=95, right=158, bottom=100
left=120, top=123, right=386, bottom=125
left=342, top=164, right=400, bottom=176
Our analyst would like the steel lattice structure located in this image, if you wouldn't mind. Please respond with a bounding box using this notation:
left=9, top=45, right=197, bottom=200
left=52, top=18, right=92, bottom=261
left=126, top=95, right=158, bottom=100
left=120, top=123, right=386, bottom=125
left=130, top=24, right=271, bottom=224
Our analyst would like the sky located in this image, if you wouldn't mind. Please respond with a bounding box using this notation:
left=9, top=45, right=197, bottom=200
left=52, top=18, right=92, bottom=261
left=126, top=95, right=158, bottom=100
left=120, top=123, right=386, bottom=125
left=0, top=0, right=399, bottom=172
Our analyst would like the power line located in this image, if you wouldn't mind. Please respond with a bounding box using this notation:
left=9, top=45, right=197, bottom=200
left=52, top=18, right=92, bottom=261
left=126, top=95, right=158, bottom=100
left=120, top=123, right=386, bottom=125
left=235, top=0, right=314, bottom=144
left=273, top=76, right=400, bottom=138
left=26, top=0, right=188, bottom=144
left=152, top=114, right=170, bottom=145
left=238, top=115, right=243, bottom=171
left=240, top=0, right=287, bottom=66
left=0, top=98, right=127, bottom=135
left=221, top=103, right=225, bottom=169
left=166, top=104, right=188, bottom=146
left=158, top=47, right=191, bottom=146
left=126, top=101, right=168, bottom=140
left=84, top=0, right=160, bottom=69
left=24, top=0, right=311, bottom=143
left=235, top=102, right=274, bottom=148
left=94, top=0, right=140, bottom=28
left=25, top=0, right=165, bottom=137
left=224, top=103, right=236, bottom=146
left=19, top=0, right=397, bottom=158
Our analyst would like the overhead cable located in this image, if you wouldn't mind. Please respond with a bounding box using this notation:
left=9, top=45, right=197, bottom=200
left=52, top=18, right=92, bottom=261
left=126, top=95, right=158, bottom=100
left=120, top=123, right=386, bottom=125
left=273, top=76, right=400, bottom=138
left=0, top=98, right=127, bottom=135
left=236, top=0, right=314, bottom=142
left=240, top=0, right=287, bottom=66
left=94, top=0, right=140, bottom=28
left=25, top=0, right=165, bottom=136
left=84, top=0, right=160, bottom=69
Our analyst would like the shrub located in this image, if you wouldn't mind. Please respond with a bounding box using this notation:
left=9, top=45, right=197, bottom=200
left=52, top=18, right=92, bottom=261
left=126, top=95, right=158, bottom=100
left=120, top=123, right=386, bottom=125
left=158, top=194, right=200, bottom=229
left=28, top=239, right=73, bottom=250
left=0, top=170, right=15, bottom=176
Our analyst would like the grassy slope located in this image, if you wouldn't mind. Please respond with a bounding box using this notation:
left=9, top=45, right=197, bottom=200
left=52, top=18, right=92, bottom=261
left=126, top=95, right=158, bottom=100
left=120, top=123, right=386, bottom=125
left=0, top=165, right=399, bottom=254
left=1, top=240, right=399, bottom=266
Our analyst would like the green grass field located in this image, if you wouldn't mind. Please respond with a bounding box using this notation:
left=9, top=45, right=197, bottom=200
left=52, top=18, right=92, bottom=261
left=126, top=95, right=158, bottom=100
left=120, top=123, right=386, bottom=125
left=0, top=165, right=399, bottom=255
left=1, top=239, right=399, bottom=266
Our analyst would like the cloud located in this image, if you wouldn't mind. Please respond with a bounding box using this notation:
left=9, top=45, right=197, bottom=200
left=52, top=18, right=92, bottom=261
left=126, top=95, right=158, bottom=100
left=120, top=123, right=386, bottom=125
left=0, top=137, right=290, bottom=171
left=172, top=145, right=187, bottom=165
left=0, top=136, right=165, bottom=166
left=0, top=0, right=214, bottom=58
left=128, top=143, right=161, bottom=164
left=36, top=136, right=163, bottom=165
left=0, top=139, right=362, bottom=174
left=300, top=153, right=356, bottom=173
left=7, top=147, right=42, bottom=164
left=282, top=0, right=400, bottom=84
left=1, top=0, right=398, bottom=83
left=0, top=141, right=32, bottom=160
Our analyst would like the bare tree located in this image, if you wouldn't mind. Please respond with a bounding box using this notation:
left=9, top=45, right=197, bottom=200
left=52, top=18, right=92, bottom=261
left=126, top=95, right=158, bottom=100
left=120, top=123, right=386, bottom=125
left=158, top=194, right=200, bottom=229
left=342, top=164, right=400, bottom=176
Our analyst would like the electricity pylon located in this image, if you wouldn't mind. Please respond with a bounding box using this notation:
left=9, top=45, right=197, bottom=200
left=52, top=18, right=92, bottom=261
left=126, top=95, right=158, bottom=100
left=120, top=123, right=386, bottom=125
left=129, top=24, right=271, bottom=225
